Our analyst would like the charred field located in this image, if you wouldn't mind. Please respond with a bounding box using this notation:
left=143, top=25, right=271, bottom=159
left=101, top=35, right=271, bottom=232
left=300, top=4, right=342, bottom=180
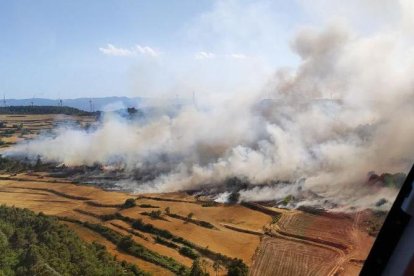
left=0, top=113, right=393, bottom=275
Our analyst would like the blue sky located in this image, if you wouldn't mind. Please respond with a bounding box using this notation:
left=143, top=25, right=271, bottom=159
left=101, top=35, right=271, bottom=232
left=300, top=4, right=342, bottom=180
left=0, top=0, right=397, bottom=99
left=1, top=1, right=211, bottom=98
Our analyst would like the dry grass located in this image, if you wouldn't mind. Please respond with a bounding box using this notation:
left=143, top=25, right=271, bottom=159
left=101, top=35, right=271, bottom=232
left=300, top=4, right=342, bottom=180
left=121, top=203, right=264, bottom=264
left=0, top=178, right=265, bottom=274
left=63, top=221, right=173, bottom=276
left=136, top=198, right=271, bottom=231
left=0, top=178, right=376, bottom=275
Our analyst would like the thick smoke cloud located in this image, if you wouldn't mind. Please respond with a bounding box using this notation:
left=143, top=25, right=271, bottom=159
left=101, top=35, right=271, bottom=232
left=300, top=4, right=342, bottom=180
left=6, top=1, right=414, bottom=211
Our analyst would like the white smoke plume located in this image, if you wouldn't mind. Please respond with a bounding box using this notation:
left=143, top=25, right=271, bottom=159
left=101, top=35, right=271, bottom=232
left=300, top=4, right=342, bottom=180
left=6, top=1, right=414, bottom=211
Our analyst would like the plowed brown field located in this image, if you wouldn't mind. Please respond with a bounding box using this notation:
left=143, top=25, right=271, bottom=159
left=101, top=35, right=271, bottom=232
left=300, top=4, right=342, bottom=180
left=277, top=212, right=354, bottom=250
left=250, top=236, right=342, bottom=276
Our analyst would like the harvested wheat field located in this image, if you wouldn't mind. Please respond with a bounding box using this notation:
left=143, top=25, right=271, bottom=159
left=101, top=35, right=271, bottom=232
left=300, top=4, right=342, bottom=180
left=277, top=212, right=355, bottom=250
left=250, top=236, right=342, bottom=276
left=62, top=221, right=174, bottom=276
left=0, top=178, right=267, bottom=275
left=248, top=207, right=375, bottom=276
left=0, top=175, right=377, bottom=275
left=0, top=170, right=376, bottom=275
left=121, top=208, right=262, bottom=264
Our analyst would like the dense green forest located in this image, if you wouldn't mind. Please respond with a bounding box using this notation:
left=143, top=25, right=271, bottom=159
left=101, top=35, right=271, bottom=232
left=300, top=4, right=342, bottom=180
left=0, top=205, right=148, bottom=276
left=0, top=106, right=95, bottom=116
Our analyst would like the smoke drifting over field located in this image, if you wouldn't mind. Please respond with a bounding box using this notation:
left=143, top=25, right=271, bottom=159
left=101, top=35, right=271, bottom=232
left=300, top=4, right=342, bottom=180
left=6, top=1, right=414, bottom=211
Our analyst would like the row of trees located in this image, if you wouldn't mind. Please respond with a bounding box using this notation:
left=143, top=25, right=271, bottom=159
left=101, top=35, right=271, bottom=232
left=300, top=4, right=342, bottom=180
left=0, top=105, right=95, bottom=116
left=59, top=216, right=187, bottom=274
left=160, top=207, right=248, bottom=275
left=98, top=199, right=249, bottom=275
left=189, top=258, right=248, bottom=276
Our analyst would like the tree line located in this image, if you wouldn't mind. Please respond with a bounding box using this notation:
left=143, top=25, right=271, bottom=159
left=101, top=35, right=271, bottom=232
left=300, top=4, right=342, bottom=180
left=0, top=105, right=96, bottom=116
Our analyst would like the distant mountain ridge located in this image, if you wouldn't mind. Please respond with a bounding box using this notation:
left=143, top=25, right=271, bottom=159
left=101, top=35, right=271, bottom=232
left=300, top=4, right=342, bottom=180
left=3, top=96, right=145, bottom=111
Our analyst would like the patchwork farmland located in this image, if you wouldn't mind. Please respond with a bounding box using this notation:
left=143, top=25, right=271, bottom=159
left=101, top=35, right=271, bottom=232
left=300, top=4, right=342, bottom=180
left=0, top=114, right=379, bottom=275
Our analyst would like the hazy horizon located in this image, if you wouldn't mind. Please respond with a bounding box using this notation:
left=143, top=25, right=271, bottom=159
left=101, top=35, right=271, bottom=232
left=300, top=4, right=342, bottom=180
left=2, top=0, right=406, bottom=100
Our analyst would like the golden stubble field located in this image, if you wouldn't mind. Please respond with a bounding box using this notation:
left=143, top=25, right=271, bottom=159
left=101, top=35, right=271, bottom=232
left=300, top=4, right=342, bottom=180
left=0, top=177, right=269, bottom=275
left=0, top=114, right=376, bottom=275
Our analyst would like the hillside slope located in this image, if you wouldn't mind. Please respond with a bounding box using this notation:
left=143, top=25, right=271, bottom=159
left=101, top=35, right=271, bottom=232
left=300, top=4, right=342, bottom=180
left=0, top=205, right=148, bottom=276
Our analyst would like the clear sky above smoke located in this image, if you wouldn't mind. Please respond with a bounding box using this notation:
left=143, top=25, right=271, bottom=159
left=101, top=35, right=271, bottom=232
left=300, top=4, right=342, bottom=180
left=0, top=0, right=406, bottom=99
